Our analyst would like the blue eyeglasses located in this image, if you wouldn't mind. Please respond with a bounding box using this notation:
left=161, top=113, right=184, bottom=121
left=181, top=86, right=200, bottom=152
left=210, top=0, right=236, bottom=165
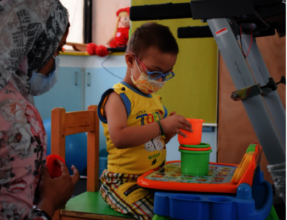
left=133, top=54, right=175, bottom=81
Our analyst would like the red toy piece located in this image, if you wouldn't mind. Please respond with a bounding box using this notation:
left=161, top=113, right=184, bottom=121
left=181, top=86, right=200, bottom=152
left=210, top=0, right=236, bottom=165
left=96, top=45, right=109, bottom=57
left=86, top=43, right=97, bottom=55
left=46, top=154, right=66, bottom=178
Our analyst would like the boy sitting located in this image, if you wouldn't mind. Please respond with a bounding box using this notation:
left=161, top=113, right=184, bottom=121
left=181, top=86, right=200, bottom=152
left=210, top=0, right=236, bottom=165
left=97, top=22, right=192, bottom=220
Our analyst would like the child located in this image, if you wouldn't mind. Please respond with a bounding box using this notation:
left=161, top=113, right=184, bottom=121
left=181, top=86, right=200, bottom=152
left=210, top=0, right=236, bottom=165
left=97, top=22, right=192, bottom=220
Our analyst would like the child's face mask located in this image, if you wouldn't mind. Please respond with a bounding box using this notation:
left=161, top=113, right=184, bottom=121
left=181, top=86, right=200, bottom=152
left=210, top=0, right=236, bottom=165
left=130, top=60, right=165, bottom=94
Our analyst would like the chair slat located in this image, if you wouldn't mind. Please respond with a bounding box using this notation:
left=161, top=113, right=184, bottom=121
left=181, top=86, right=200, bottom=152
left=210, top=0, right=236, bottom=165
left=65, top=111, right=95, bottom=135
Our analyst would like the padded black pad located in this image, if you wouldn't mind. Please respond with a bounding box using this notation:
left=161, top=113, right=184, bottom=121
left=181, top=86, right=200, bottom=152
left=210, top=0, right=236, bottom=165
left=190, top=0, right=254, bottom=19
left=130, top=3, right=192, bottom=21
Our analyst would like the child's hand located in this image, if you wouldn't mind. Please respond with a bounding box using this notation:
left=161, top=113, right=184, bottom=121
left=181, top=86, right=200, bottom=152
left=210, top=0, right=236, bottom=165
left=161, top=113, right=192, bottom=138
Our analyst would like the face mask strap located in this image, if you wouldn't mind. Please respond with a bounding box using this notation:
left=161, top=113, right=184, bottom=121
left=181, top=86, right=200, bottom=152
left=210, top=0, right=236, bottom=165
left=135, top=58, right=143, bottom=74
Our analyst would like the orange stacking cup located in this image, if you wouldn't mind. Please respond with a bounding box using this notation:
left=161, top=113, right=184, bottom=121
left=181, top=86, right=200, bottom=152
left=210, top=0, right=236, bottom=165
left=178, top=118, right=204, bottom=145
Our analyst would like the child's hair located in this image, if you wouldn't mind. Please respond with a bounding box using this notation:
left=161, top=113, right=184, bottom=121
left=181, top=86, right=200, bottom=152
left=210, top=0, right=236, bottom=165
left=127, top=22, right=179, bottom=59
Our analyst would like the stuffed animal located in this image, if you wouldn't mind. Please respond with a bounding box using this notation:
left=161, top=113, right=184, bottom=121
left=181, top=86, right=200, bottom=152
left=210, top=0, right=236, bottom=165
left=86, top=43, right=109, bottom=57
left=107, top=7, right=130, bottom=48
left=96, top=45, right=109, bottom=57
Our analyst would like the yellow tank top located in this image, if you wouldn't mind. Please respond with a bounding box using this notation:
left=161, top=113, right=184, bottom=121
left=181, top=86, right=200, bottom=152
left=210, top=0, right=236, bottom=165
left=98, top=81, right=167, bottom=174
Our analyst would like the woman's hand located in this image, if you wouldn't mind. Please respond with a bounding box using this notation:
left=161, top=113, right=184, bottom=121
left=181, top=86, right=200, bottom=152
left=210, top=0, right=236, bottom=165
left=37, top=160, right=80, bottom=218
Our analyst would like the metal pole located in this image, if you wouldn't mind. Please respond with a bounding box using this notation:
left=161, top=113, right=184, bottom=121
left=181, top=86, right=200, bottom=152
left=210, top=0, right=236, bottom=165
left=207, top=18, right=285, bottom=165
left=241, top=33, right=286, bottom=147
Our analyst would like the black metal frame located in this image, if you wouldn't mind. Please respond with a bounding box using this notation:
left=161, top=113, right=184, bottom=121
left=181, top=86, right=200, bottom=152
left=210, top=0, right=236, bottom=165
left=84, top=0, right=93, bottom=43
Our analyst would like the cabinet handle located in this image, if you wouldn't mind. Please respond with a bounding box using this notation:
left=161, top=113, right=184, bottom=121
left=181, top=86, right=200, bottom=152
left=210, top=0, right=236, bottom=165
left=87, top=72, right=91, bottom=86
left=75, top=72, right=78, bottom=86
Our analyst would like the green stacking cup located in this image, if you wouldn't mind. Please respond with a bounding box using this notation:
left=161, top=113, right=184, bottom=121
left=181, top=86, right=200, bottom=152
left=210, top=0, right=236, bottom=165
left=179, top=148, right=212, bottom=176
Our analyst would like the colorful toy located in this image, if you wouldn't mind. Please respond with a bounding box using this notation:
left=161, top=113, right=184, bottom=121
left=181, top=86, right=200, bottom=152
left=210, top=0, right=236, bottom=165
left=152, top=167, right=273, bottom=220
left=178, top=118, right=204, bottom=145
left=137, top=144, right=278, bottom=220
left=107, top=7, right=130, bottom=48
left=179, top=144, right=212, bottom=176
left=137, top=144, right=262, bottom=194
left=46, top=154, right=66, bottom=178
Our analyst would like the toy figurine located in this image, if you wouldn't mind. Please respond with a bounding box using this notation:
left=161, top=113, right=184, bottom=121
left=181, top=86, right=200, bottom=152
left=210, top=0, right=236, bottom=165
left=107, top=7, right=130, bottom=48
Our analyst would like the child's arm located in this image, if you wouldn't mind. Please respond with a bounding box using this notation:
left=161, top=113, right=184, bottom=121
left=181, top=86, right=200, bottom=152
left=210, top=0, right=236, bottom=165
left=105, top=92, right=192, bottom=149
left=163, top=111, right=177, bottom=144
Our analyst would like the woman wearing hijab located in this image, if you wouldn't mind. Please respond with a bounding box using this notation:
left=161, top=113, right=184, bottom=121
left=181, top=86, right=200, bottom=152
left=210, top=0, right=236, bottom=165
left=0, top=0, right=79, bottom=219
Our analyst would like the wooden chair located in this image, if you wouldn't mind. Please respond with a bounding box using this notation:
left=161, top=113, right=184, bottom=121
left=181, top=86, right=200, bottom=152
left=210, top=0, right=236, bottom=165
left=51, top=105, right=134, bottom=220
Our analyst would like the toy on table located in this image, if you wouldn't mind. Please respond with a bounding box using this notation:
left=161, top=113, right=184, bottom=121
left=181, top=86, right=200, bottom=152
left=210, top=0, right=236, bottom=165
left=138, top=144, right=262, bottom=194
left=138, top=144, right=277, bottom=220
left=179, top=143, right=212, bottom=176
left=178, top=118, right=204, bottom=145
left=178, top=118, right=212, bottom=176
left=152, top=166, right=274, bottom=220
left=231, top=144, right=262, bottom=183
left=107, top=7, right=130, bottom=48
left=46, top=154, right=66, bottom=178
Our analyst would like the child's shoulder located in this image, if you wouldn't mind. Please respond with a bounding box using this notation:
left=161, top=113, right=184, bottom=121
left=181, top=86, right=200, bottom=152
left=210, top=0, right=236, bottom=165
left=113, top=82, right=127, bottom=93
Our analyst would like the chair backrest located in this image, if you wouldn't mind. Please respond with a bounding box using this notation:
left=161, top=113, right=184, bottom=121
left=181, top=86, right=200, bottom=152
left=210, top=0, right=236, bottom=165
left=51, top=105, right=99, bottom=192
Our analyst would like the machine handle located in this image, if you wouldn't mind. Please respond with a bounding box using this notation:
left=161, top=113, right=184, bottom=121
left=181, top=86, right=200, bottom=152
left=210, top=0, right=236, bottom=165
left=178, top=26, right=213, bottom=38
left=130, top=3, right=192, bottom=21
left=87, top=72, right=91, bottom=86
left=75, top=72, right=78, bottom=86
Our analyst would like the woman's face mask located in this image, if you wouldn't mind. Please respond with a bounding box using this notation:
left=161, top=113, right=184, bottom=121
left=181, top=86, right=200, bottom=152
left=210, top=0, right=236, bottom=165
left=130, top=60, right=165, bottom=94
left=30, top=56, right=60, bottom=96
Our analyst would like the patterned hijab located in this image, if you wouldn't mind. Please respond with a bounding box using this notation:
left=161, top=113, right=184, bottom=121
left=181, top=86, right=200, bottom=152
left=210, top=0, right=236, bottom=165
left=0, top=0, right=69, bottom=103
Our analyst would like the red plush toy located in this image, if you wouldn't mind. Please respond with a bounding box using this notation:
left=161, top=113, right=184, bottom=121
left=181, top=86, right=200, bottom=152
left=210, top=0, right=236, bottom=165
left=87, top=43, right=97, bottom=55
left=46, top=154, right=66, bottom=178
left=96, top=45, right=109, bottom=57
left=87, top=43, right=109, bottom=57
left=107, top=7, right=130, bottom=48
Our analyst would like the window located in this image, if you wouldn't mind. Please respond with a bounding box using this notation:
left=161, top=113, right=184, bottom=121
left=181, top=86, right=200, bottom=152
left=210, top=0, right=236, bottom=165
left=60, top=0, right=131, bottom=50
left=61, top=0, right=84, bottom=50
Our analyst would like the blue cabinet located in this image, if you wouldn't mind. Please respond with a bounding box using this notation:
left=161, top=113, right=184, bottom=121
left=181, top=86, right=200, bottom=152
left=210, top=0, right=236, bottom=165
left=35, top=55, right=126, bottom=120
left=84, top=67, right=126, bottom=109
